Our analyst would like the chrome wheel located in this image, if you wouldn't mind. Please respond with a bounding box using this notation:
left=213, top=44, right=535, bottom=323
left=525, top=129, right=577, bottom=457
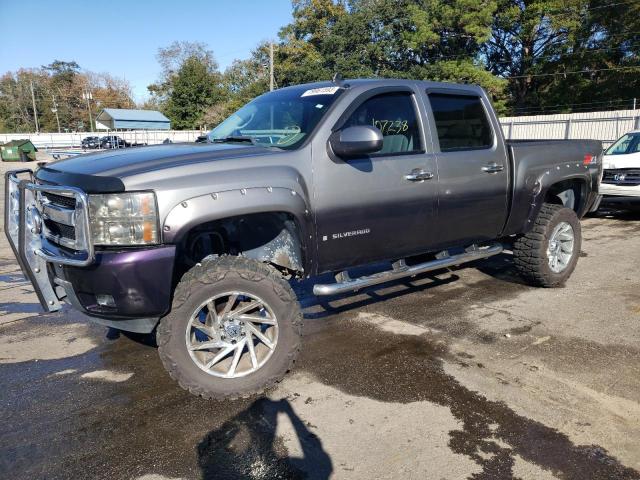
left=185, top=291, right=279, bottom=378
left=547, top=221, right=574, bottom=273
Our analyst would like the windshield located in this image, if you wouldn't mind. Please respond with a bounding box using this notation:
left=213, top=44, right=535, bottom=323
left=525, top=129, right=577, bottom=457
left=208, top=85, right=344, bottom=149
left=605, top=132, right=640, bottom=155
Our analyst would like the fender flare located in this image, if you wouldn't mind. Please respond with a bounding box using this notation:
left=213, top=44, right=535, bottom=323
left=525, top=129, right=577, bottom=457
left=525, top=173, right=590, bottom=229
left=162, top=186, right=315, bottom=273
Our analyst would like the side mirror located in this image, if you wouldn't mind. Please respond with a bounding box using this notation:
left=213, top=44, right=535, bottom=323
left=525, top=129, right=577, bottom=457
left=329, top=125, right=383, bottom=158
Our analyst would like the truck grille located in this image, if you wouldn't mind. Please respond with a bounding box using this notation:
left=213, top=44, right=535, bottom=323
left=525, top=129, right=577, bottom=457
left=38, top=190, right=79, bottom=247
left=602, top=169, right=640, bottom=186
left=43, top=219, right=76, bottom=241
left=41, top=191, right=77, bottom=209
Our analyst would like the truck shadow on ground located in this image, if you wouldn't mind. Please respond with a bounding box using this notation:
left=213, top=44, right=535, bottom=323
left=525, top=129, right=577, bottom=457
left=197, top=398, right=332, bottom=480
left=298, top=320, right=640, bottom=480
left=0, top=328, right=332, bottom=480
left=0, top=301, right=42, bottom=315
left=0, top=271, right=30, bottom=285
left=591, top=203, right=640, bottom=222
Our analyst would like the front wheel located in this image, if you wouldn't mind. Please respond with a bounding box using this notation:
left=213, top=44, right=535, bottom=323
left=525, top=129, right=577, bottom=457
left=157, top=256, right=302, bottom=399
left=513, top=203, right=582, bottom=287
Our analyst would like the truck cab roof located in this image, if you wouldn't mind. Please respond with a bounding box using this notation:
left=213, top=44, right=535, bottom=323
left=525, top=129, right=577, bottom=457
left=276, top=78, right=487, bottom=96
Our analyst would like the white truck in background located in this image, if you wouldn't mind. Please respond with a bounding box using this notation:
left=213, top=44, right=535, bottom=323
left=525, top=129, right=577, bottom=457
left=600, top=130, right=640, bottom=201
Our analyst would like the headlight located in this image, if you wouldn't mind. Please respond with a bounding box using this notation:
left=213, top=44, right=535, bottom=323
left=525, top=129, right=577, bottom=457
left=89, top=192, right=159, bottom=245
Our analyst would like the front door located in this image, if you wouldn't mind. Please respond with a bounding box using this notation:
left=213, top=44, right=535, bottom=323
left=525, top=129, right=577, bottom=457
left=313, top=90, right=438, bottom=273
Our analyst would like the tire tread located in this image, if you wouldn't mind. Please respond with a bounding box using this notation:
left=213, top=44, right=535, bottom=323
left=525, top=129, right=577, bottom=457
left=513, top=203, right=579, bottom=287
left=157, top=256, right=302, bottom=400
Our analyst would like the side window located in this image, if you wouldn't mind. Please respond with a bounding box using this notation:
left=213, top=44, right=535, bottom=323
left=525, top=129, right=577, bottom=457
left=428, top=93, right=493, bottom=152
left=343, top=92, right=422, bottom=155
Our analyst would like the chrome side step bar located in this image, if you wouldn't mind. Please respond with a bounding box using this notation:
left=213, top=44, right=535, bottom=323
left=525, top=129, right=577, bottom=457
left=312, top=243, right=503, bottom=296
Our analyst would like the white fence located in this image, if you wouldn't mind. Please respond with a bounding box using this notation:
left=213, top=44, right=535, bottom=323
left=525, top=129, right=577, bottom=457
left=499, top=109, right=640, bottom=148
left=0, top=130, right=203, bottom=149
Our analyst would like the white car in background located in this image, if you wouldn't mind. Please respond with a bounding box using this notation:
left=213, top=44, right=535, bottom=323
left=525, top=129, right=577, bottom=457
left=600, top=130, right=640, bottom=200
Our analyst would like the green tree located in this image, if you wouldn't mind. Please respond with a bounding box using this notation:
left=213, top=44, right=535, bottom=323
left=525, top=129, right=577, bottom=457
left=484, top=0, right=640, bottom=115
left=148, top=41, right=219, bottom=103
left=164, top=55, right=224, bottom=129
left=273, top=0, right=507, bottom=106
left=0, top=70, right=39, bottom=133
left=41, top=60, right=86, bottom=130
left=0, top=61, right=133, bottom=133
left=205, top=45, right=272, bottom=126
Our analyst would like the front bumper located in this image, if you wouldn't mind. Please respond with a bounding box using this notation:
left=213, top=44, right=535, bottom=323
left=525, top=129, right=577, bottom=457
left=55, top=245, right=175, bottom=319
left=5, top=170, right=175, bottom=333
left=600, top=182, right=640, bottom=197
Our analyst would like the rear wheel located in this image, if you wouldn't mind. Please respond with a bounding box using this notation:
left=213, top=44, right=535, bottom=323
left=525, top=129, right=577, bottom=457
left=157, top=256, right=302, bottom=399
left=513, top=203, right=582, bottom=287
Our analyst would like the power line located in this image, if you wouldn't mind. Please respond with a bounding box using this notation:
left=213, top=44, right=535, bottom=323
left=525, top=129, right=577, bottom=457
left=512, top=99, right=636, bottom=115
left=515, top=99, right=631, bottom=111
left=542, top=0, right=638, bottom=18
left=426, top=42, right=640, bottom=64
left=506, top=65, right=640, bottom=79
left=514, top=98, right=634, bottom=110
left=511, top=104, right=636, bottom=115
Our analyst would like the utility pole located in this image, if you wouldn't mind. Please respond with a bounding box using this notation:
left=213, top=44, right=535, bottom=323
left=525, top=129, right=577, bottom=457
left=30, top=81, right=39, bottom=133
left=51, top=95, right=61, bottom=133
left=269, top=42, right=274, bottom=92
left=82, top=89, right=94, bottom=132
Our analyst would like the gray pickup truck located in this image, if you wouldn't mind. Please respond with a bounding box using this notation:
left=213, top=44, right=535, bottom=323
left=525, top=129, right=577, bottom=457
left=5, top=79, right=602, bottom=398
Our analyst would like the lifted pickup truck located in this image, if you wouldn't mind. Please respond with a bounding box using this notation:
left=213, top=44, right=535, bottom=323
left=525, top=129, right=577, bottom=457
left=5, top=79, right=602, bottom=399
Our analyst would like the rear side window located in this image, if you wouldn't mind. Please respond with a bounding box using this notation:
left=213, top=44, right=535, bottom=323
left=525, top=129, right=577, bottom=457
left=428, top=93, right=493, bottom=152
left=342, top=92, right=422, bottom=155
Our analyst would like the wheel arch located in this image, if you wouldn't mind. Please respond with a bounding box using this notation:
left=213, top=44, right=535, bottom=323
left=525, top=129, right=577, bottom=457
left=163, top=187, right=313, bottom=275
left=521, top=175, right=590, bottom=234
left=543, top=177, right=588, bottom=213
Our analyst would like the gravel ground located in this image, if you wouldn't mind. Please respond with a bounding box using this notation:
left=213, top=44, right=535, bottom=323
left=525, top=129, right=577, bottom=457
left=0, top=158, right=639, bottom=480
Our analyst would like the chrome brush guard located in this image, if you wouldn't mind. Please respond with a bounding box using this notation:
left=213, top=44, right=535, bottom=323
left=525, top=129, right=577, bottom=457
left=5, top=169, right=95, bottom=312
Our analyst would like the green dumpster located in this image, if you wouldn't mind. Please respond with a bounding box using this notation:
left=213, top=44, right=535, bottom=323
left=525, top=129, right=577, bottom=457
left=0, top=139, right=38, bottom=162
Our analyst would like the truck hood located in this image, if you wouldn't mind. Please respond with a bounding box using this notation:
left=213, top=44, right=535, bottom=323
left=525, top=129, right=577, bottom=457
left=603, top=152, right=640, bottom=169
left=41, top=143, right=279, bottom=179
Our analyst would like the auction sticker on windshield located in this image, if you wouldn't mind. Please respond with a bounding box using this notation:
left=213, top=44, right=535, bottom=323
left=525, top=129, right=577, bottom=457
left=301, top=86, right=341, bottom=97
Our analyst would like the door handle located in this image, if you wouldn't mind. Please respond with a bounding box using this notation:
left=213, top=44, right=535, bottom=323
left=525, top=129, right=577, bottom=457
left=405, top=169, right=434, bottom=182
left=482, top=163, right=505, bottom=173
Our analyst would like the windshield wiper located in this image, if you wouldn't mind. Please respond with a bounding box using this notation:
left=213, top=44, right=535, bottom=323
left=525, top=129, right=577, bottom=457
left=212, top=136, right=255, bottom=145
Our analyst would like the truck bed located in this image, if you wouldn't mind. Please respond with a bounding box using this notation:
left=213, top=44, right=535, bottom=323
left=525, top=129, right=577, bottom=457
left=501, top=139, right=603, bottom=236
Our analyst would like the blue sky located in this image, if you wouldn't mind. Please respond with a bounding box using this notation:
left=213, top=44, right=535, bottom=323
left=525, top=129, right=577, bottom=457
left=0, top=0, right=293, bottom=101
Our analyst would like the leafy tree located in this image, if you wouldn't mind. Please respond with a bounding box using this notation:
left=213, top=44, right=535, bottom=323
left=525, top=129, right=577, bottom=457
left=148, top=41, right=219, bottom=104
left=42, top=60, right=80, bottom=81
left=0, top=70, right=39, bottom=133
left=484, top=0, right=640, bottom=114
left=0, top=62, right=133, bottom=133
left=273, top=0, right=507, bottom=106
left=206, top=45, right=272, bottom=125
left=88, top=72, right=135, bottom=110
left=164, top=55, right=225, bottom=129
left=42, top=60, right=86, bottom=130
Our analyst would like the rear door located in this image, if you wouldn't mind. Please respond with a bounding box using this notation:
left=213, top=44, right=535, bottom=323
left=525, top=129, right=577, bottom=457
left=423, top=90, right=510, bottom=247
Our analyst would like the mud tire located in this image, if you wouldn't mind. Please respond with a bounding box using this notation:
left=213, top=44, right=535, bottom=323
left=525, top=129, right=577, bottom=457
left=157, top=256, right=302, bottom=400
left=513, top=203, right=582, bottom=287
